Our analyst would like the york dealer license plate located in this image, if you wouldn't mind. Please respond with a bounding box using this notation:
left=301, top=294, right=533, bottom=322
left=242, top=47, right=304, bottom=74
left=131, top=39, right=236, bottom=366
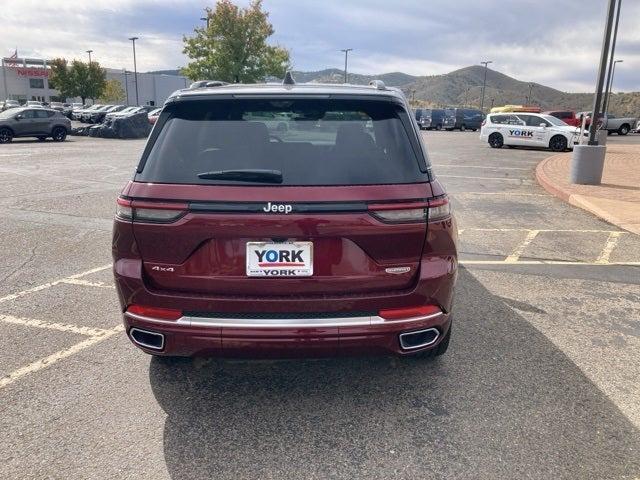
left=246, top=242, right=313, bottom=277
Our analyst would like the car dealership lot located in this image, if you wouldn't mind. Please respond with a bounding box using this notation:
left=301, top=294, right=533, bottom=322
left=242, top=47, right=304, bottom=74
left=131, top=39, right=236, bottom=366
left=1, top=134, right=639, bottom=479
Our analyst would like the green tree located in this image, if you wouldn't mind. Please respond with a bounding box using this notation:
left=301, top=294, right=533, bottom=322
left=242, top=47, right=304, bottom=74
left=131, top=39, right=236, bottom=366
left=182, top=0, right=290, bottom=83
left=99, top=79, right=125, bottom=103
left=48, top=58, right=107, bottom=104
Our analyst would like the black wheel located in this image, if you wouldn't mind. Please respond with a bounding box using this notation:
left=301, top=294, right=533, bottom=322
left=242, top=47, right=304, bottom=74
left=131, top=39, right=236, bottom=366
left=460, top=124, right=466, bottom=132
left=488, top=132, right=503, bottom=148
left=549, top=135, right=567, bottom=152
left=0, top=127, right=13, bottom=143
left=618, top=124, right=630, bottom=135
left=435, top=124, right=442, bottom=131
left=409, top=324, right=451, bottom=360
left=52, top=127, right=67, bottom=142
left=37, top=136, right=47, bottom=141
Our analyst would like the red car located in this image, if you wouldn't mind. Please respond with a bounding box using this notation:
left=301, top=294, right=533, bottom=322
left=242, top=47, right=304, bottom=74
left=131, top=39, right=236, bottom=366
left=544, top=110, right=581, bottom=128
left=112, top=79, right=458, bottom=359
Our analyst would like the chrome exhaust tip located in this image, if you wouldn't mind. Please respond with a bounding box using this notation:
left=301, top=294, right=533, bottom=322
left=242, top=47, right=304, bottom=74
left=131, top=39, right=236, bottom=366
left=399, top=328, right=440, bottom=350
left=129, top=328, right=165, bottom=351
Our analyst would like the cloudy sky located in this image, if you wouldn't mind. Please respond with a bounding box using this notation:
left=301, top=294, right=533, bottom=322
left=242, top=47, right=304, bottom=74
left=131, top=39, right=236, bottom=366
left=2, top=0, right=639, bottom=92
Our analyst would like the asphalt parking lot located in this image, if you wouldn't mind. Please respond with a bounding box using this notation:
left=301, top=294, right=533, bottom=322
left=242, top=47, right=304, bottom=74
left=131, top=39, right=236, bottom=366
left=1, top=132, right=639, bottom=479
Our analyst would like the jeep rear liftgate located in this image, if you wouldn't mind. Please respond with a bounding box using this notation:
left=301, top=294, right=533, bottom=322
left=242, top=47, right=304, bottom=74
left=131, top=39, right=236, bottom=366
left=124, top=186, right=436, bottom=297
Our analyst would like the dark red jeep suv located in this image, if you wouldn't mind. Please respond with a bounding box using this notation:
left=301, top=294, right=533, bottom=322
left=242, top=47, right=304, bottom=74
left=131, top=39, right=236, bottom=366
left=112, top=78, right=458, bottom=359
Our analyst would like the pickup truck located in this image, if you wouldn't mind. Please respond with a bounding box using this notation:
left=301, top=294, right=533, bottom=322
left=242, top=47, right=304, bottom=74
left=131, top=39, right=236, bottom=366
left=580, top=112, right=637, bottom=135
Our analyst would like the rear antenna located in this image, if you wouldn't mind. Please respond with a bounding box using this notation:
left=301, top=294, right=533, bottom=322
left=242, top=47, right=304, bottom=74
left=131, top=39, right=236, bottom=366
left=283, top=71, right=296, bottom=85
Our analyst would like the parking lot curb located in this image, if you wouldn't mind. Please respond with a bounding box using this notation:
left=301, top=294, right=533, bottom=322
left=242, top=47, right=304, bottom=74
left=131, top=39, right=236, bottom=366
left=535, top=149, right=640, bottom=235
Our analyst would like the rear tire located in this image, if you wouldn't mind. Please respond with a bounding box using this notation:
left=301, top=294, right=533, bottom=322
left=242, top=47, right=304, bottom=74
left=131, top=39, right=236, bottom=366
left=618, top=124, right=630, bottom=135
left=52, top=126, right=67, bottom=142
left=0, top=127, right=13, bottom=143
left=549, top=135, right=567, bottom=152
left=488, top=132, right=503, bottom=148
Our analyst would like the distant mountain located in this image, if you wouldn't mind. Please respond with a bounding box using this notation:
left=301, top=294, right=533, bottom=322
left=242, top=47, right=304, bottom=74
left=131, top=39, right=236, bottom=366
left=291, top=68, right=418, bottom=87
left=146, top=65, right=639, bottom=116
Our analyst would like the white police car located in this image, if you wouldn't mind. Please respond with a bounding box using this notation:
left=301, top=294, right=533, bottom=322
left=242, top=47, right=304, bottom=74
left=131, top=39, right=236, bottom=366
left=480, top=112, right=580, bottom=151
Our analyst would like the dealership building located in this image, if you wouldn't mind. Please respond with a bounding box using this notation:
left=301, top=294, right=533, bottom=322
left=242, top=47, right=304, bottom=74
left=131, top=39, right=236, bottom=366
left=1, top=56, right=189, bottom=106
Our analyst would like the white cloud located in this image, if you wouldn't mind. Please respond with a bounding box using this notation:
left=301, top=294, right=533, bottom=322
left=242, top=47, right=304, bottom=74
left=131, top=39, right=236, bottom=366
left=1, top=0, right=639, bottom=91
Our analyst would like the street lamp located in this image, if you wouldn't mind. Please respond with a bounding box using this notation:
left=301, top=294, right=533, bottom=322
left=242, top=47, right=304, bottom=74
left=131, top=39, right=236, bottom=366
left=200, top=16, right=210, bottom=28
left=606, top=59, right=623, bottom=114
left=602, top=0, right=622, bottom=114
left=340, top=48, right=353, bottom=83
left=128, top=37, right=139, bottom=106
left=86, top=49, right=93, bottom=64
left=527, top=83, right=534, bottom=104
left=480, top=60, right=493, bottom=112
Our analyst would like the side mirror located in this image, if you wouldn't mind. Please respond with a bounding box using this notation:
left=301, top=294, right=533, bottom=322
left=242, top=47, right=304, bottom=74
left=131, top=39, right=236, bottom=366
left=539, top=123, right=547, bottom=128
left=15, top=114, right=23, bottom=120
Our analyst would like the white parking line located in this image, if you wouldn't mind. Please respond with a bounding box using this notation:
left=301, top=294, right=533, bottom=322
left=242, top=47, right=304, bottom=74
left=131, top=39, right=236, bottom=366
left=460, top=227, right=625, bottom=234
left=0, top=314, right=111, bottom=337
left=452, top=192, right=548, bottom=197
left=61, top=278, right=115, bottom=289
left=0, top=264, right=112, bottom=304
left=433, top=164, right=531, bottom=171
left=505, top=230, right=540, bottom=263
left=596, top=231, right=623, bottom=264
left=438, top=174, right=533, bottom=183
left=0, top=324, right=124, bottom=390
left=461, top=260, right=640, bottom=266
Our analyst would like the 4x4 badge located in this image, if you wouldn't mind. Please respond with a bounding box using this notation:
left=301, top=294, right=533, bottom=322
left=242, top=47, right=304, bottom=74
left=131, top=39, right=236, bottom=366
left=385, top=266, right=411, bottom=274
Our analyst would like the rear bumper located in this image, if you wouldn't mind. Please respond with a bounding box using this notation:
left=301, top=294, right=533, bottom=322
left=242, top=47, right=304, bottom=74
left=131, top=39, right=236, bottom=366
left=114, top=253, right=457, bottom=357
left=123, top=309, right=452, bottom=358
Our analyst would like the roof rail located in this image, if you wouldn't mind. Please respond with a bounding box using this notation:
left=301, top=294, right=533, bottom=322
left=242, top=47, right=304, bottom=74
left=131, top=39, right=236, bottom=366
left=283, top=71, right=296, bottom=85
left=369, top=79, right=386, bottom=90
left=188, top=80, right=228, bottom=89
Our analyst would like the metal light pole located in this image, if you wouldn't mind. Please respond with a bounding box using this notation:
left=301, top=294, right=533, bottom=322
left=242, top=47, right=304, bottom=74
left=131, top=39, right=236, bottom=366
left=86, top=49, right=93, bottom=64
left=602, top=0, right=622, bottom=114
left=200, top=16, right=210, bottom=28
left=527, top=83, right=534, bottom=104
left=340, top=48, right=353, bottom=83
left=587, top=0, right=617, bottom=145
left=570, top=0, right=617, bottom=186
left=605, top=59, right=622, bottom=114
left=129, top=37, right=139, bottom=106
left=480, top=60, right=492, bottom=112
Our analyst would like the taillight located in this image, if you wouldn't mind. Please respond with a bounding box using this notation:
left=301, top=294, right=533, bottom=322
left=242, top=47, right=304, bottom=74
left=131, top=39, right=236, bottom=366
left=379, top=304, right=441, bottom=320
left=427, top=196, right=451, bottom=222
left=116, top=197, right=187, bottom=223
left=368, top=196, right=450, bottom=223
left=127, top=304, right=182, bottom=320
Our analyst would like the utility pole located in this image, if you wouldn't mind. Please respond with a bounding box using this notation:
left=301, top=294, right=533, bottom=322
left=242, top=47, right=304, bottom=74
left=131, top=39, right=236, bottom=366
left=200, top=12, right=210, bottom=29
left=606, top=59, right=623, bottom=114
left=340, top=48, right=353, bottom=83
left=570, top=0, right=617, bottom=187
left=480, top=60, right=492, bottom=112
left=129, top=37, right=139, bottom=106
left=587, top=0, right=616, bottom=145
left=527, top=83, right=534, bottom=104
left=602, top=0, right=622, bottom=114
left=86, top=50, right=93, bottom=64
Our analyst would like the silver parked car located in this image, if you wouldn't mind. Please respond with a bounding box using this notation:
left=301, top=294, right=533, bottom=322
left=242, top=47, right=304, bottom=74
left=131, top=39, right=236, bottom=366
left=0, top=107, right=71, bottom=143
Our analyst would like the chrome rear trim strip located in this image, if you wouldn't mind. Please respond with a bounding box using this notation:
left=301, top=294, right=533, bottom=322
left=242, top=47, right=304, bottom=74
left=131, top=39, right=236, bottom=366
left=126, top=311, right=442, bottom=328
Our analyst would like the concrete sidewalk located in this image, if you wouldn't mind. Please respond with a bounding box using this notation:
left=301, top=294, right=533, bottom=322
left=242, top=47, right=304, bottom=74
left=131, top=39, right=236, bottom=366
left=536, top=144, right=640, bottom=235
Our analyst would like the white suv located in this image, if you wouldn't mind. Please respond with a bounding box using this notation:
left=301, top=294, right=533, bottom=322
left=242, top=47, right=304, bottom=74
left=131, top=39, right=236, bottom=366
left=480, top=112, right=580, bottom=152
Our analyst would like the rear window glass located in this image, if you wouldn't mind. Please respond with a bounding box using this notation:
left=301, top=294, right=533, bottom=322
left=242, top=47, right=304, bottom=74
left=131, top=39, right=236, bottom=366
left=137, top=98, right=429, bottom=186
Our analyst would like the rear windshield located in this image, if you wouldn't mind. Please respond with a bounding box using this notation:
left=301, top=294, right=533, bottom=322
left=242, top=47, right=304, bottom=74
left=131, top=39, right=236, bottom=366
left=137, top=98, right=429, bottom=186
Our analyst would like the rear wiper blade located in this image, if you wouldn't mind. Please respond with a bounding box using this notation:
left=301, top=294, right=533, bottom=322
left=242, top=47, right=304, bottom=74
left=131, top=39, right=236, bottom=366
left=197, top=169, right=283, bottom=184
